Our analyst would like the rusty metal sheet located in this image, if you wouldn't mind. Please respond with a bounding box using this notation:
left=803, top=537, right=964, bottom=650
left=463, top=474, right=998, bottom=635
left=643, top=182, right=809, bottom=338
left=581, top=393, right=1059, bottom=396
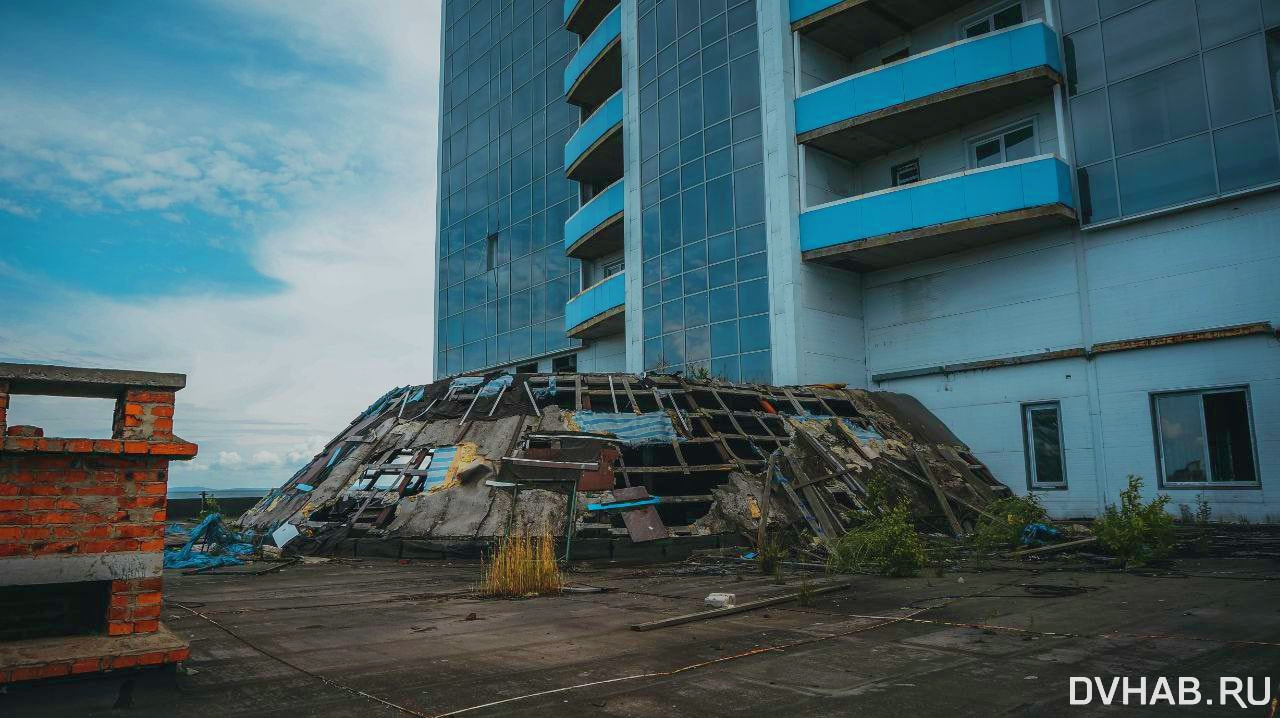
left=621, top=506, right=667, bottom=542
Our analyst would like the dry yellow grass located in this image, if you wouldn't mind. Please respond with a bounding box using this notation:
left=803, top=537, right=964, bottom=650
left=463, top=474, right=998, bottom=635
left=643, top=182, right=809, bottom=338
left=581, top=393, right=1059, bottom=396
left=479, top=526, right=562, bottom=597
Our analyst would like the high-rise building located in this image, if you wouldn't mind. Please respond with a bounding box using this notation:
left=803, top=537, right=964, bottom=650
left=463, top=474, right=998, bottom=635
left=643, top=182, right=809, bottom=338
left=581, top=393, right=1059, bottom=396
left=436, top=0, right=1280, bottom=519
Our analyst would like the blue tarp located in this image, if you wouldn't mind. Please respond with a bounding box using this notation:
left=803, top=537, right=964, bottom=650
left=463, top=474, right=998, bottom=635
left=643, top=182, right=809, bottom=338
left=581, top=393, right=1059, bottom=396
left=164, top=514, right=255, bottom=570
left=1020, top=523, right=1063, bottom=547
left=423, top=446, right=458, bottom=490
left=449, top=376, right=484, bottom=392
left=533, top=375, right=558, bottom=400
left=572, top=411, right=681, bottom=445
left=478, top=374, right=513, bottom=397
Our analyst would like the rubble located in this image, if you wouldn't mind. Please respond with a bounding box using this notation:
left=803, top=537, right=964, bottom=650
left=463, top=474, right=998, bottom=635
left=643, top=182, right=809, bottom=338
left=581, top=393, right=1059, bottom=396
left=239, top=373, right=1010, bottom=557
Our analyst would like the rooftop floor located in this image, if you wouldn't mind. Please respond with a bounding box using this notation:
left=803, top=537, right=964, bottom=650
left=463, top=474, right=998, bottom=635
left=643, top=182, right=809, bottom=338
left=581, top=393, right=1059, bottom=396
left=4, top=554, right=1279, bottom=717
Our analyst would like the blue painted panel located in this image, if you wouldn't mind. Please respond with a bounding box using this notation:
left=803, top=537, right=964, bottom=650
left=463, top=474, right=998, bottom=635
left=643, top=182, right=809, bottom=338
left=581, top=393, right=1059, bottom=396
left=564, top=4, right=621, bottom=94
left=564, top=0, right=581, bottom=23
left=799, top=156, right=1075, bottom=252
left=565, top=270, right=626, bottom=332
left=565, top=180, right=625, bottom=250
left=901, top=50, right=956, bottom=101
left=963, top=163, right=1024, bottom=217
left=795, top=22, right=1062, bottom=136
left=789, top=0, right=840, bottom=23
left=909, top=177, right=967, bottom=229
left=565, top=91, right=623, bottom=170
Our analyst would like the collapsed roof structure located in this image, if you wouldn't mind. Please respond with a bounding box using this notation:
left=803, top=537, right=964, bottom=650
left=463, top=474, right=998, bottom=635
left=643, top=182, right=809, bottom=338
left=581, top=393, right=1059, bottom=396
left=239, top=374, right=1010, bottom=556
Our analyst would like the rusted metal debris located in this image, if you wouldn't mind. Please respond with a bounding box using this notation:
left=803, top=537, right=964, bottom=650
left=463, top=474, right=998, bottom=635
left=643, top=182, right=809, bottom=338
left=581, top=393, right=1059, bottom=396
left=237, top=373, right=1009, bottom=553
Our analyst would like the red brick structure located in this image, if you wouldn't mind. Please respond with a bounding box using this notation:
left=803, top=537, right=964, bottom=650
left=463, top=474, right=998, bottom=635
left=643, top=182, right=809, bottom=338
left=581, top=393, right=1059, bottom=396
left=0, top=363, right=198, bottom=683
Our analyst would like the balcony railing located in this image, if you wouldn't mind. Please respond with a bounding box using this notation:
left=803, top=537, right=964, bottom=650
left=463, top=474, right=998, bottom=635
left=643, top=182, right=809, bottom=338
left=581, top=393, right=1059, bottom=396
left=565, top=271, right=625, bottom=338
left=564, top=4, right=621, bottom=108
left=799, top=155, right=1076, bottom=270
left=565, top=90, right=623, bottom=184
left=564, top=180, right=624, bottom=259
left=795, top=21, right=1062, bottom=164
left=564, top=0, right=619, bottom=37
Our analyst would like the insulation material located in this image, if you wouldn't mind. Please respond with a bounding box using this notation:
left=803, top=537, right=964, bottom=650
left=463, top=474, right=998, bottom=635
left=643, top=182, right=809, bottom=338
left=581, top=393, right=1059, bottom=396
left=568, top=410, right=682, bottom=445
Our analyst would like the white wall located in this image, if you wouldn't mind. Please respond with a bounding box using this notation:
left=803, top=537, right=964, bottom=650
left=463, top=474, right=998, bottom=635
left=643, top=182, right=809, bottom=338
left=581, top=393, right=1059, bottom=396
left=864, top=191, right=1280, bottom=519
left=576, top=332, right=627, bottom=372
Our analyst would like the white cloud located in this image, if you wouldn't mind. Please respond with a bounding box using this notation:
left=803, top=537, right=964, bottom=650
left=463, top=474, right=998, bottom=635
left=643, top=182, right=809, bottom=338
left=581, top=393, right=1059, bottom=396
left=0, top=197, right=39, bottom=219
left=215, top=451, right=244, bottom=467
left=2, top=0, right=442, bottom=490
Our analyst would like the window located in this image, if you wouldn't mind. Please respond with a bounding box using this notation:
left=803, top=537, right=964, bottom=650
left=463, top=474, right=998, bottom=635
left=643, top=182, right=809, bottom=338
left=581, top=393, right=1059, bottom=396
left=891, top=159, right=921, bottom=186
left=485, top=234, right=497, bottom=271
left=1153, top=387, right=1259, bottom=486
left=1023, top=402, right=1067, bottom=488
left=552, top=354, right=577, bottom=373
left=969, top=121, right=1037, bottom=168
left=515, top=362, right=539, bottom=373
left=603, top=258, right=624, bottom=277
left=963, top=2, right=1024, bottom=38
left=1066, top=0, right=1280, bottom=225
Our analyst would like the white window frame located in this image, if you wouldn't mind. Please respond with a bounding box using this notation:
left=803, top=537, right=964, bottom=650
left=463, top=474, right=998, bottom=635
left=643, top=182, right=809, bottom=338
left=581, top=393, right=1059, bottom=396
left=1022, top=401, right=1067, bottom=489
left=966, top=118, right=1038, bottom=169
left=958, top=1, right=1026, bottom=40
left=1152, top=386, right=1261, bottom=488
left=602, top=258, right=624, bottom=277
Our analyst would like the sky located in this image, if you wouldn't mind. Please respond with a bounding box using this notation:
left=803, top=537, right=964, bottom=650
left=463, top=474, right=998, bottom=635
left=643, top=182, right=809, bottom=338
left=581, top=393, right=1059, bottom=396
left=0, top=0, right=441, bottom=489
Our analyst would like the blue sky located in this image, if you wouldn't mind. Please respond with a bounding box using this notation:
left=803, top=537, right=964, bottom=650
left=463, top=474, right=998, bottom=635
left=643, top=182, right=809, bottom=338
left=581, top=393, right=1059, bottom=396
left=0, top=1, right=440, bottom=488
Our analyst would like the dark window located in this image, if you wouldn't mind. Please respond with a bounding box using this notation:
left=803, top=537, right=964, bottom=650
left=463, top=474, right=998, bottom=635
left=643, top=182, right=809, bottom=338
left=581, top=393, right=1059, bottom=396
left=892, top=159, right=921, bottom=186
left=969, top=122, right=1036, bottom=168
left=515, top=362, right=539, bottom=374
left=963, top=2, right=1024, bottom=38
left=485, top=234, right=497, bottom=271
left=1154, top=388, right=1258, bottom=485
left=1023, top=402, right=1066, bottom=487
left=552, top=354, right=577, bottom=373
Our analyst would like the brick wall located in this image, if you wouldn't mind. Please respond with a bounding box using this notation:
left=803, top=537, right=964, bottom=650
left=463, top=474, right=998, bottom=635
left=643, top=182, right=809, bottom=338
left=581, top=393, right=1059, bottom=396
left=0, top=376, right=196, bottom=645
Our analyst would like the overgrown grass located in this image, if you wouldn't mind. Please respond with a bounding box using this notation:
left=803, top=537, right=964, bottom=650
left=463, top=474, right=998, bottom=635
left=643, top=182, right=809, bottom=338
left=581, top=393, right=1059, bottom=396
left=1093, top=475, right=1174, bottom=568
left=827, top=503, right=926, bottom=577
left=480, top=528, right=563, bottom=597
left=971, top=493, right=1050, bottom=554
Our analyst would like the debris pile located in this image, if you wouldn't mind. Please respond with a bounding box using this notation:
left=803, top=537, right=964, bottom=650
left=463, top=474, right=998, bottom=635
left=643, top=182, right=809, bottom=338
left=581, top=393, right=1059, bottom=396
left=238, top=374, right=1010, bottom=556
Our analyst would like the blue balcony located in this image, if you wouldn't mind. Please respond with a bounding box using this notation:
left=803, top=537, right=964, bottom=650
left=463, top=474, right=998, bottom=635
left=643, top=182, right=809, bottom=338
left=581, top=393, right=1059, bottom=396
left=564, top=180, right=624, bottom=259
left=791, top=0, right=975, bottom=58
left=565, top=90, right=623, bottom=185
left=799, top=155, right=1076, bottom=270
left=795, top=21, right=1062, bottom=164
left=564, top=4, right=621, bottom=109
left=565, top=0, right=619, bottom=37
left=565, top=271, right=625, bottom=339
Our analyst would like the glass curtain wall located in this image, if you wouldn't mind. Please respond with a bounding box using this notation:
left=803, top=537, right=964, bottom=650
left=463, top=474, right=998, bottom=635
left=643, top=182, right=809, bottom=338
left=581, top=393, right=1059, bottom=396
left=1062, top=0, right=1280, bottom=224
left=437, top=0, right=581, bottom=376
left=636, top=0, right=772, bottom=382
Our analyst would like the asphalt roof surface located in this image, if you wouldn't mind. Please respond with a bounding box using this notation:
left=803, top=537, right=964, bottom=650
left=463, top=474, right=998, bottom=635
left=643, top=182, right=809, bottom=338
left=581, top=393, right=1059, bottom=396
left=4, top=554, right=1279, bottom=717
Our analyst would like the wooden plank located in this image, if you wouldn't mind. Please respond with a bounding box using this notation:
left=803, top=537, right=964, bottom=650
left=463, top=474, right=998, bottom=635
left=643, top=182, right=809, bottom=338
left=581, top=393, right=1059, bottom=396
left=756, top=452, right=776, bottom=552
left=914, top=450, right=965, bottom=537
left=504, top=457, right=599, bottom=470
left=1007, top=536, right=1098, bottom=557
left=621, top=376, right=642, bottom=414
left=630, top=582, right=852, bottom=631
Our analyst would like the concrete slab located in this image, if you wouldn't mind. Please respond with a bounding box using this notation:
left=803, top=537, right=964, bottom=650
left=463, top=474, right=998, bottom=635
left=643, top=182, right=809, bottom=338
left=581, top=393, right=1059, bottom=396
left=1, top=555, right=1277, bottom=716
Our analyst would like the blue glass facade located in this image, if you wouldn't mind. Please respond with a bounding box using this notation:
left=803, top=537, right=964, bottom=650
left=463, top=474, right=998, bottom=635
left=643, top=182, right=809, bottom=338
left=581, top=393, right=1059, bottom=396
left=436, top=0, right=581, bottom=376
left=1063, top=0, right=1280, bottom=223
left=635, top=0, right=772, bottom=382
